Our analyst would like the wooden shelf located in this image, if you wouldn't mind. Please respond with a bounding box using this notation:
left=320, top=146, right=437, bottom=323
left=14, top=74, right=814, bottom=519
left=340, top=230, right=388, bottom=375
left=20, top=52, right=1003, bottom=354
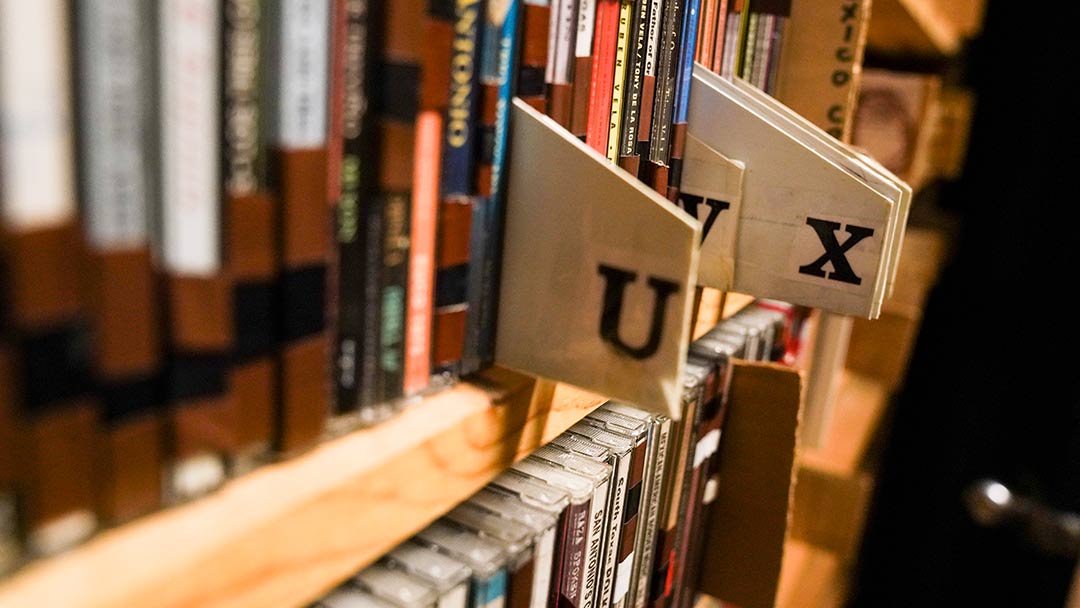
left=0, top=369, right=605, bottom=608
left=776, top=540, right=847, bottom=608
left=799, top=370, right=889, bottom=478
left=867, top=0, right=985, bottom=57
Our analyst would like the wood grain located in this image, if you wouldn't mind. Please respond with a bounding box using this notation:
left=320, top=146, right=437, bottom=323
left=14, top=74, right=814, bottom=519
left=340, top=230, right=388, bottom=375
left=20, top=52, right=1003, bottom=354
left=0, top=371, right=605, bottom=608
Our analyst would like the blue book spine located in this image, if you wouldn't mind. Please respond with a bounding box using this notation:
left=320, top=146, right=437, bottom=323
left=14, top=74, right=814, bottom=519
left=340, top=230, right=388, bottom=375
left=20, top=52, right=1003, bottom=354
left=441, top=0, right=484, bottom=196
left=475, top=0, right=522, bottom=367
left=673, top=0, right=702, bottom=126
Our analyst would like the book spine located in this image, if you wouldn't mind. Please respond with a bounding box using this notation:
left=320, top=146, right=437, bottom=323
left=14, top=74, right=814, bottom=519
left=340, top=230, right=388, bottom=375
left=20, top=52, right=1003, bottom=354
left=544, top=0, right=573, bottom=124
left=612, top=437, right=647, bottom=608
left=268, top=0, right=332, bottom=453
left=708, top=0, right=728, bottom=74
left=432, top=0, right=483, bottom=376
left=158, top=0, right=236, bottom=505
left=666, top=0, right=702, bottom=200
left=76, top=0, right=165, bottom=523
left=569, top=0, right=597, bottom=138
left=696, top=0, right=716, bottom=64
left=404, top=108, right=442, bottom=395
left=224, top=0, right=279, bottom=476
left=474, top=0, right=522, bottom=368
left=333, top=0, right=382, bottom=413
left=559, top=499, right=592, bottom=608
left=581, top=475, right=610, bottom=608
left=584, top=0, right=619, bottom=155
left=618, top=0, right=650, bottom=170
left=648, top=0, right=684, bottom=165
left=605, top=0, right=632, bottom=163
left=377, top=192, right=410, bottom=402
left=518, top=0, right=552, bottom=114
left=633, top=416, right=670, bottom=608
left=4, top=0, right=102, bottom=546
left=599, top=448, right=632, bottom=608
left=637, top=0, right=662, bottom=157
left=719, top=0, right=742, bottom=78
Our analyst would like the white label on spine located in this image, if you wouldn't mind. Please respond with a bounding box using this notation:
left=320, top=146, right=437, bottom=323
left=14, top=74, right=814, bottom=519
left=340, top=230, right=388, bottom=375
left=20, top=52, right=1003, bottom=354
left=643, top=0, right=663, bottom=77
left=0, top=0, right=76, bottom=230
left=552, top=0, right=577, bottom=84
left=693, top=429, right=721, bottom=468
left=160, top=0, right=221, bottom=275
left=440, top=582, right=470, bottom=608
left=581, top=477, right=609, bottom=608
left=575, top=0, right=597, bottom=58
left=530, top=526, right=556, bottom=608
left=79, top=0, right=150, bottom=250
left=277, top=0, right=330, bottom=147
left=613, top=553, right=634, bottom=601
left=599, top=452, right=629, bottom=608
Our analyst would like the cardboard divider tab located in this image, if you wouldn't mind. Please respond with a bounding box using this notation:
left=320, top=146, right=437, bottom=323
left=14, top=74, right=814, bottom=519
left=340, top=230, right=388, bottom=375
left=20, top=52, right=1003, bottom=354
left=496, top=99, right=700, bottom=420
left=698, top=360, right=803, bottom=608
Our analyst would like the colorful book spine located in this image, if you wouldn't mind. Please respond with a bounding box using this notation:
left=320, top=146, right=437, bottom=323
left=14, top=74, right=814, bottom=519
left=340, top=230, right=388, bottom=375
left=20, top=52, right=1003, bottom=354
left=667, top=0, right=703, bottom=201
left=76, top=0, right=164, bottom=523
left=267, top=0, right=332, bottom=452
left=585, top=0, right=620, bottom=154
left=475, top=0, right=523, bottom=367
left=519, top=0, right=551, bottom=114
left=432, top=0, right=483, bottom=376
left=606, top=0, right=634, bottom=163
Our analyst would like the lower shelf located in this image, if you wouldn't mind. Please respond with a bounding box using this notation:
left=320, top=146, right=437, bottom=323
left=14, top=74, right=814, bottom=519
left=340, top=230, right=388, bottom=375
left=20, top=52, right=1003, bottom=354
left=0, top=368, right=605, bottom=608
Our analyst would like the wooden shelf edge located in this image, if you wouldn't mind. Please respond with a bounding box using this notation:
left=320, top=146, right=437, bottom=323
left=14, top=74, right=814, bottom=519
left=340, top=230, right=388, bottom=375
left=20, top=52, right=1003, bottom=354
left=867, top=0, right=965, bottom=57
left=0, top=372, right=606, bottom=608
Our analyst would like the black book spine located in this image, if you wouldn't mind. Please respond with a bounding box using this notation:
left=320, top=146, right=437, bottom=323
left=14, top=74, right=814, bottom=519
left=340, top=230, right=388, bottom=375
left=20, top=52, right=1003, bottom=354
left=335, top=0, right=382, bottom=414
left=377, top=191, right=410, bottom=402
left=619, top=0, right=650, bottom=158
left=649, top=0, right=684, bottom=164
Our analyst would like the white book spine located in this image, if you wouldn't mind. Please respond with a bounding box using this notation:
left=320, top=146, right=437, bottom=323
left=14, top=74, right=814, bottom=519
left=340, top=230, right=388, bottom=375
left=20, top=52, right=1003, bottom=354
left=0, top=0, right=76, bottom=230
left=575, top=0, right=596, bottom=58
left=79, top=0, right=151, bottom=250
left=581, top=476, right=610, bottom=608
left=599, top=451, right=631, bottom=608
left=529, top=526, right=557, bottom=608
left=632, top=418, right=670, bottom=608
left=159, top=0, right=222, bottom=275
left=275, top=0, right=330, bottom=148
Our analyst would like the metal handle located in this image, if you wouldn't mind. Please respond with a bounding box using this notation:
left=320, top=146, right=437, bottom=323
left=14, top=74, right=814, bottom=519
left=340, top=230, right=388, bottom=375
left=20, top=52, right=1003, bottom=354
left=964, top=479, right=1080, bottom=558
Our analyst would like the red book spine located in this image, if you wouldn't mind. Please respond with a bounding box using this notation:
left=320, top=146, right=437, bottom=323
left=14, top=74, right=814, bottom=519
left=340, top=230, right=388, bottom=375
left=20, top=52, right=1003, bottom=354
left=585, top=0, right=621, bottom=154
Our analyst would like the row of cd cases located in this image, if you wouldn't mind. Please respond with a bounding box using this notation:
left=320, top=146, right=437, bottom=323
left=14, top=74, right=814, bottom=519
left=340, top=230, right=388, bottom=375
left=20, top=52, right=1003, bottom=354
left=311, top=401, right=670, bottom=608
left=307, top=299, right=795, bottom=608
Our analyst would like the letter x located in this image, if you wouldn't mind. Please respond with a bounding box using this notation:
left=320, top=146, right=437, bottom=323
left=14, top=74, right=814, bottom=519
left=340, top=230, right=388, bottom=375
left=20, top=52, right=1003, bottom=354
left=797, top=218, right=874, bottom=285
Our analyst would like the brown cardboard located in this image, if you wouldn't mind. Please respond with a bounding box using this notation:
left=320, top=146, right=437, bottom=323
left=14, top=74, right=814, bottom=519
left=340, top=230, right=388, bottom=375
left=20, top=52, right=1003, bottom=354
left=698, top=360, right=803, bottom=608
left=773, top=0, right=872, bottom=142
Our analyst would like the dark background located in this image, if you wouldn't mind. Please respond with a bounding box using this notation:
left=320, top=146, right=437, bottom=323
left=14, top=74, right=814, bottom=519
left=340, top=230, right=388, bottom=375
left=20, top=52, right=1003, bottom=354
left=848, top=1, right=1080, bottom=606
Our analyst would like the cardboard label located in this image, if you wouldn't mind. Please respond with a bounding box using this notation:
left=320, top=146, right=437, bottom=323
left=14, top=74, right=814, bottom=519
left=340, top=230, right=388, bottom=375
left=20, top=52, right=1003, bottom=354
left=496, top=99, right=699, bottom=419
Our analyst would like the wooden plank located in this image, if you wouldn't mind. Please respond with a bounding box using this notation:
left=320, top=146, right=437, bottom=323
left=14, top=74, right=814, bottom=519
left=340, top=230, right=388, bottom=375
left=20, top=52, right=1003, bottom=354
left=0, top=371, right=606, bottom=608
left=698, top=361, right=803, bottom=608
left=867, top=0, right=963, bottom=56
left=790, top=468, right=874, bottom=559
left=800, top=371, right=889, bottom=478
left=776, top=540, right=846, bottom=608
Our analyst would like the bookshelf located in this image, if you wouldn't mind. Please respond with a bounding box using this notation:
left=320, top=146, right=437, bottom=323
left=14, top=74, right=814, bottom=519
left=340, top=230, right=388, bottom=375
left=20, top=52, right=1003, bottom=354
left=0, top=374, right=604, bottom=608
left=867, top=0, right=986, bottom=56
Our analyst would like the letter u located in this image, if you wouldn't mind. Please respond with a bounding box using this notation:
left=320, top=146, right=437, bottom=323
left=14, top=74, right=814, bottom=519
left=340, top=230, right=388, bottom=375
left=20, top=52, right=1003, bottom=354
left=597, top=264, right=680, bottom=360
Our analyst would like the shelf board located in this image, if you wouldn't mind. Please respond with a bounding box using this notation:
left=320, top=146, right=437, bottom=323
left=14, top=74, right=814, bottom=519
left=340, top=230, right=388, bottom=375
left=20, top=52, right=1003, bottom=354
left=867, top=0, right=985, bottom=57
left=799, top=370, right=889, bottom=479
left=776, top=540, right=847, bottom=608
left=0, top=369, right=605, bottom=608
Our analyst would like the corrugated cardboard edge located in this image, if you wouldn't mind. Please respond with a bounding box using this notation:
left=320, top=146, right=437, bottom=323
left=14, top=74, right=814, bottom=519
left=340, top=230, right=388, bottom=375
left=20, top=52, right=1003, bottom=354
left=698, top=360, right=804, bottom=608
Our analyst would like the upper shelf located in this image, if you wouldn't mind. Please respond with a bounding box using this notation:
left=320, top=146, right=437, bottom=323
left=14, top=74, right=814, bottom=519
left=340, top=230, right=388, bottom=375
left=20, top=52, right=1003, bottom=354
left=867, top=0, right=986, bottom=57
left=0, top=369, right=606, bottom=608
